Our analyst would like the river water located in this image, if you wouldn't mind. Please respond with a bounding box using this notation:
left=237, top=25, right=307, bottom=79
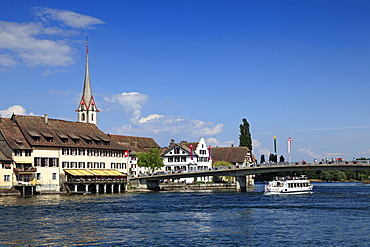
left=1, top=183, right=370, bottom=246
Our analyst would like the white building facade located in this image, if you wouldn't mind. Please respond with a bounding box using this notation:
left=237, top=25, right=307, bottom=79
left=162, top=137, right=212, bottom=183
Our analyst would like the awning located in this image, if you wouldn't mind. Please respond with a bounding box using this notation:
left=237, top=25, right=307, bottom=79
left=64, top=169, right=126, bottom=177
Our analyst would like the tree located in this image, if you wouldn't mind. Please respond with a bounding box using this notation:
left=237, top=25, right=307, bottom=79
left=239, top=118, right=252, bottom=150
left=260, top=154, right=265, bottom=164
left=136, top=148, right=164, bottom=174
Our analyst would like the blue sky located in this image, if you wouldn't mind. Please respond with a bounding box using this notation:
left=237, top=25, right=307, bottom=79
left=0, top=0, right=369, bottom=162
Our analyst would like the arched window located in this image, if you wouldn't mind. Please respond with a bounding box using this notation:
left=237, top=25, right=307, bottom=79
left=91, top=113, right=94, bottom=121
left=81, top=113, right=85, bottom=121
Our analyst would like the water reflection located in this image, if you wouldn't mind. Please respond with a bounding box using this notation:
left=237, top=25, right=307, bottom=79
left=1, top=185, right=370, bottom=246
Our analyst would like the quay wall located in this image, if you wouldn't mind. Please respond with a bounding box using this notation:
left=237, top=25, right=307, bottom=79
left=160, top=183, right=236, bottom=191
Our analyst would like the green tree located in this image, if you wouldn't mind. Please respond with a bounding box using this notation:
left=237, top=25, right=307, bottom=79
left=239, top=118, right=252, bottom=150
left=136, top=148, right=164, bottom=174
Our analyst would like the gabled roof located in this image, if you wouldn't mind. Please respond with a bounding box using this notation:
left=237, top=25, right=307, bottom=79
left=162, top=140, right=198, bottom=156
left=110, top=135, right=160, bottom=153
left=0, top=118, right=31, bottom=150
left=13, top=115, right=124, bottom=150
left=211, top=147, right=251, bottom=163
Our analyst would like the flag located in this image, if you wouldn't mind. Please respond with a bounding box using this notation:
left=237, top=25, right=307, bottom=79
left=208, top=145, right=212, bottom=161
left=190, top=144, right=193, bottom=160
left=274, top=136, right=277, bottom=154
left=124, top=150, right=129, bottom=158
left=288, top=137, right=292, bottom=154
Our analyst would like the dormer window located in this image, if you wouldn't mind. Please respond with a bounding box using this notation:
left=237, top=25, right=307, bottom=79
left=28, top=130, right=40, bottom=142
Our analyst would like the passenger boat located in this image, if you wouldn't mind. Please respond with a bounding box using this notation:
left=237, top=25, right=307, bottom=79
left=264, top=175, right=313, bottom=195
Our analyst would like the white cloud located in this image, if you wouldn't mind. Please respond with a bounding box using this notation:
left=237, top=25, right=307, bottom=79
left=36, top=7, right=105, bottom=29
left=106, top=92, right=224, bottom=143
left=0, top=105, right=27, bottom=117
left=105, top=92, right=148, bottom=114
left=0, top=8, right=104, bottom=68
left=0, top=54, right=17, bottom=67
left=206, top=137, right=234, bottom=147
left=139, top=114, right=164, bottom=124
left=298, top=148, right=320, bottom=159
left=252, top=139, right=262, bottom=149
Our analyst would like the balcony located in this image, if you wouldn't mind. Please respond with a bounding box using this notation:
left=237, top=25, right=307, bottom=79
left=13, top=167, right=37, bottom=173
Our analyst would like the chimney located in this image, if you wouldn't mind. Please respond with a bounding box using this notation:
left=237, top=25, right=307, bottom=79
left=44, top=114, right=48, bottom=124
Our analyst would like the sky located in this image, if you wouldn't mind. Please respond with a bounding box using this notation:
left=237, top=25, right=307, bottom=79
left=0, top=0, right=369, bottom=162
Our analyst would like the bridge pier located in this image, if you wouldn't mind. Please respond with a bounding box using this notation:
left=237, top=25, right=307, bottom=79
left=235, top=175, right=254, bottom=192
left=130, top=178, right=160, bottom=191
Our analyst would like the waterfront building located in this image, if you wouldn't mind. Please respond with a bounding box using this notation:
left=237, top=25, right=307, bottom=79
left=211, top=146, right=256, bottom=167
left=0, top=41, right=159, bottom=194
left=0, top=114, right=130, bottom=193
left=110, top=135, right=160, bottom=177
left=161, top=137, right=212, bottom=182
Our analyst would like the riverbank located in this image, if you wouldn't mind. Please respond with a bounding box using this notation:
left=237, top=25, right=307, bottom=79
left=0, top=188, right=21, bottom=196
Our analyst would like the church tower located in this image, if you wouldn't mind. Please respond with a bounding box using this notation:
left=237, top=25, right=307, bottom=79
left=77, top=39, right=99, bottom=125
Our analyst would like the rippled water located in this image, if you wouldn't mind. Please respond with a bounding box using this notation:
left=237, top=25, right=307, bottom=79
left=1, top=183, right=370, bottom=246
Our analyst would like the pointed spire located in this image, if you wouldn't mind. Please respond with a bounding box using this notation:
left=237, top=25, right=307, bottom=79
left=82, top=37, right=93, bottom=108
left=77, top=37, right=99, bottom=125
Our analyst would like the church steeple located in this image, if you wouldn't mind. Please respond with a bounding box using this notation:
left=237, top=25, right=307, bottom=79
left=77, top=38, right=99, bottom=125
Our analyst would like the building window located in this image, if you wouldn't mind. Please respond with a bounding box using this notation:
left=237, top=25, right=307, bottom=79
left=35, top=157, right=41, bottom=167
left=100, top=162, right=105, bottom=169
left=62, top=162, right=68, bottom=168
left=94, top=162, right=99, bottom=168
left=51, top=158, right=58, bottom=167
left=79, top=149, right=85, bottom=156
left=71, top=149, right=77, bottom=155
left=2, top=163, right=11, bottom=169
left=36, top=173, right=41, bottom=180
left=168, top=157, right=173, bottom=162
left=25, top=150, right=32, bottom=156
left=175, top=157, right=180, bottom=162
left=62, top=148, right=69, bottom=155
left=71, top=162, right=77, bottom=168
left=45, top=137, right=53, bottom=142
left=181, top=157, right=186, bottom=162
left=4, top=175, right=10, bottom=182
left=174, top=147, right=180, bottom=154
left=78, top=162, right=85, bottom=168
left=81, top=113, right=85, bottom=121
left=15, top=150, right=22, bottom=156
left=87, top=162, right=92, bottom=168
left=52, top=173, right=57, bottom=180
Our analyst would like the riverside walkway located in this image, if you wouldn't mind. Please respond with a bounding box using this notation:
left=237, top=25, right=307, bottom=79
left=129, top=161, right=370, bottom=191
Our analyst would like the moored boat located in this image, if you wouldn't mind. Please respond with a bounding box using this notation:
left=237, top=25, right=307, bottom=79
left=264, top=175, right=313, bottom=195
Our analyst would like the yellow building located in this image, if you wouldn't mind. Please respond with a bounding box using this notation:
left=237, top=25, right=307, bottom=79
left=0, top=114, right=131, bottom=193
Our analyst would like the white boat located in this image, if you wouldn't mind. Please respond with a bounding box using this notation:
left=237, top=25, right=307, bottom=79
left=264, top=175, right=313, bottom=195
